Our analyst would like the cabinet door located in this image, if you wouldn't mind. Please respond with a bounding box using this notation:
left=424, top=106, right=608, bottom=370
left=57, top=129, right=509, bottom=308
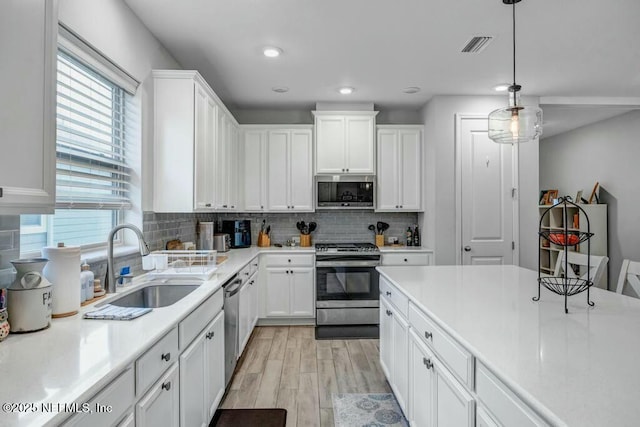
left=214, top=110, right=228, bottom=209
left=376, top=130, right=399, bottom=210
left=227, top=123, right=239, bottom=210
left=379, top=297, right=393, bottom=380
left=205, top=311, right=225, bottom=420
left=194, top=86, right=214, bottom=210
left=392, top=308, right=410, bottom=414
left=409, top=330, right=434, bottom=427
left=399, top=129, right=421, bottom=210
left=267, top=131, right=290, bottom=211
left=249, top=274, right=259, bottom=329
left=434, top=358, right=475, bottom=427
left=345, top=116, right=375, bottom=174
left=242, top=130, right=266, bottom=211
left=290, top=268, right=314, bottom=317
left=238, top=279, right=251, bottom=353
left=289, top=130, right=313, bottom=211
left=0, top=0, right=56, bottom=214
left=265, top=269, right=290, bottom=316
left=136, top=363, right=179, bottom=427
left=315, top=116, right=346, bottom=173
left=179, top=332, right=207, bottom=427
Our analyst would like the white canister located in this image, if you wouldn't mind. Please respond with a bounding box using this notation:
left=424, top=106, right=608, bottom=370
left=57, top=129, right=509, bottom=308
left=42, top=244, right=81, bottom=317
left=7, top=258, right=53, bottom=332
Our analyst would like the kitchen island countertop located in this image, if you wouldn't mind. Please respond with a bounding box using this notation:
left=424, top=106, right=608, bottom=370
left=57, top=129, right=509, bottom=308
left=377, top=265, right=640, bottom=427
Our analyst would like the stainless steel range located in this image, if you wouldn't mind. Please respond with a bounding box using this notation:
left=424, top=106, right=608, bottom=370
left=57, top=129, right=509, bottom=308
left=315, top=242, right=380, bottom=339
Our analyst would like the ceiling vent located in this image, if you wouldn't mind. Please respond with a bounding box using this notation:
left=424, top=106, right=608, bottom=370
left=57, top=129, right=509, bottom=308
left=461, top=36, right=493, bottom=53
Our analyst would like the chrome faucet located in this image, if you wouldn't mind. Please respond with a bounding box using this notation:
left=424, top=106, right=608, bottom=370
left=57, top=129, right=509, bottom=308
left=106, top=223, right=150, bottom=294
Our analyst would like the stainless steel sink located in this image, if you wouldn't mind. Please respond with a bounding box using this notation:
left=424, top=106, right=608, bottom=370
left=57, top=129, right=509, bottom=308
left=107, top=282, right=201, bottom=308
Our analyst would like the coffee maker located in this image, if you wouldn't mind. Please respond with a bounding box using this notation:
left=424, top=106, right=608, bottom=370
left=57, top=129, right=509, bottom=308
left=221, top=220, right=251, bottom=248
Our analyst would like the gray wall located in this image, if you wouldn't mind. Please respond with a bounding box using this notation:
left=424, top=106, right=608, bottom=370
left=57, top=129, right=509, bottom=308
left=420, top=95, right=540, bottom=269
left=540, top=110, right=640, bottom=292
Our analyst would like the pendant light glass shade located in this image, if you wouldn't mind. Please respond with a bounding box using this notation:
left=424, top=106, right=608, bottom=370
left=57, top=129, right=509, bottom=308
left=489, top=89, right=543, bottom=143
left=488, top=0, right=543, bottom=144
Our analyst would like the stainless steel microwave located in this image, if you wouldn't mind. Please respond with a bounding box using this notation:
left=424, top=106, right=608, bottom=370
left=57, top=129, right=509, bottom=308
left=316, top=176, right=375, bottom=209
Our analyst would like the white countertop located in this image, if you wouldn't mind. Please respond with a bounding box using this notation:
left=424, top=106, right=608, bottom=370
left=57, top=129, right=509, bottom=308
left=0, top=246, right=310, bottom=427
left=377, top=265, right=640, bottom=427
left=377, top=246, right=433, bottom=253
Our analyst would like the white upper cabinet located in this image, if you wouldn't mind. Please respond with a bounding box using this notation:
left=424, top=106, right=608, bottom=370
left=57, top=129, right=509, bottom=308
left=0, top=0, right=57, bottom=214
left=241, top=129, right=267, bottom=212
left=376, top=126, right=423, bottom=211
left=153, top=70, right=238, bottom=213
left=313, top=112, right=378, bottom=175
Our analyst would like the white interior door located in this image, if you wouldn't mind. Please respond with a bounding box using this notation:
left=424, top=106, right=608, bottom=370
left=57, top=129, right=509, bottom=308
left=458, top=116, right=514, bottom=265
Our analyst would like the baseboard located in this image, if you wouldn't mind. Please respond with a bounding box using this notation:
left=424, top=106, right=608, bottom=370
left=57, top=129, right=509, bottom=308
left=256, top=317, right=315, bottom=326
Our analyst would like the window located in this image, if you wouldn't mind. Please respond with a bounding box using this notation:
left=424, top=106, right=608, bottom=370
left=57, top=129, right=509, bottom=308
left=20, top=42, right=139, bottom=255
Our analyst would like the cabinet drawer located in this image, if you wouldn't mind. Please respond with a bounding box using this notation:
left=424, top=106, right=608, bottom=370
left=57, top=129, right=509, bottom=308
left=65, top=367, right=134, bottom=427
left=179, top=289, right=223, bottom=349
left=379, top=276, right=408, bottom=318
left=239, top=263, right=252, bottom=282
left=249, top=256, right=259, bottom=276
left=136, top=327, right=179, bottom=396
left=476, top=362, right=549, bottom=427
left=409, top=302, right=473, bottom=389
left=382, top=252, right=431, bottom=266
left=263, top=253, right=314, bottom=267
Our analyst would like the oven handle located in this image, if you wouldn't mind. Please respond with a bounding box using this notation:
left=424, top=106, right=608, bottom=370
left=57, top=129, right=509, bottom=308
left=316, top=260, right=381, bottom=268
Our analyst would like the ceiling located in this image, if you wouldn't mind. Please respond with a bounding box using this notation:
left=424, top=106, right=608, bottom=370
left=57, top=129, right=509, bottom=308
left=124, top=0, right=640, bottom=112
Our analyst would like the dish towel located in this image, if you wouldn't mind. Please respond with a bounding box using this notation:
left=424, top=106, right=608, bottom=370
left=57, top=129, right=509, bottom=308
left=84, top=305, right=152, bottom=320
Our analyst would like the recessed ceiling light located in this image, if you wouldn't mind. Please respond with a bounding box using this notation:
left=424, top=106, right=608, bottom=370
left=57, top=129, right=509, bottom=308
left=272, top=86, right=289, bottom=93
left=402, top=86, right=421, bottom=94
left=339, top=87, right=354, bottom=95
left=263, top=47, right=282, bottom=58
left=494, top=84, right=510, bottom=92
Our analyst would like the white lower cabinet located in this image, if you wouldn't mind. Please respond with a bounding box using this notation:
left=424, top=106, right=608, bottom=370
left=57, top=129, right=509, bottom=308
left=179, top=311, right=225, bottom=427
left=476, top=405, right=500, bottom=427
left=380, top=295, right=409, bottom=414
left=262, top=254, right=315, bottom=318
left=408, top=330, right=475, bottom=427
left=136, top=363, right=180, bottom=427
left=117, top=412, right=135, bottom=427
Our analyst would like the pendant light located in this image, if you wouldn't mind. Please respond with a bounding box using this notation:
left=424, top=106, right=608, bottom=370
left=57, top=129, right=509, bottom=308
left=488, top=0, right=543, bottom=144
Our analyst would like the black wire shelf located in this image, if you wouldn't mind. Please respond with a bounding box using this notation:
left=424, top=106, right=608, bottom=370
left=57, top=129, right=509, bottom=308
left=539, top=230, right=594, bottom=247
left=538, top=276, right=593, bottom=297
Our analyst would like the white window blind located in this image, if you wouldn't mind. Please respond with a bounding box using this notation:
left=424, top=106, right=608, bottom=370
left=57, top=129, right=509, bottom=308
left=55, top=50, right=137, bottom=209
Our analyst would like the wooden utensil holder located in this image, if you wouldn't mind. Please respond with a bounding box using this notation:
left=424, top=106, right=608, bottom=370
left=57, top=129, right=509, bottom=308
left=257, top=232, right=271, bottom=247
left=300, top=234, right=311, bottom=247
left=375, top=235, right=385, bottom=248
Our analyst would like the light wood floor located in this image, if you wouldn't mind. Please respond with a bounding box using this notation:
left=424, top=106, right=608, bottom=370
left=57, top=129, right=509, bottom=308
left=220, top=326, right=391, bottom=427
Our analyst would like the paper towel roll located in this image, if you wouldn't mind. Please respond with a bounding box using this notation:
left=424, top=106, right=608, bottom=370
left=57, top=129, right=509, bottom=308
left=42, top=244, right=81, bottom=317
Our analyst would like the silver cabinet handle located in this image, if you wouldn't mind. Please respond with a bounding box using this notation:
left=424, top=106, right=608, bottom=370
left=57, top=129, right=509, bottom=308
left=206, top=331, right=215, bottom=339
left=423, top=357, right=433, bottom=370
left=161, top=352, right=171, bottom=362
left=346, top=168, right=349, bottom=172
left=245, top=272, right=250, bottom=276
left=464, top=246, right=471, bottom=252
left=288, top=259, right=291, bottom=263
left=205, top=203, right=211, bottom=207
left=261, top=205, right=264, bottom=209
left=162, top=381, right=171, bottom=391
left=386, top=310, right=392, bottom=316
left=425, top=331, right=432, bottom=340
left=404, top=259, right=408, bottom=262
left=386, top=291, right=391, bottom=296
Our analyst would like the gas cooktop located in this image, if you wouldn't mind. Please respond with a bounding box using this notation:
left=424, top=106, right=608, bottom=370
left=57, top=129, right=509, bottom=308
left=315, top=242, right=379, bottom=253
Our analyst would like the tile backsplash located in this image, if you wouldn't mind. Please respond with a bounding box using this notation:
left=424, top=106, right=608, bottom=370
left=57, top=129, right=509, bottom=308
left=1, top=209, right=421, bottom=287
left=216, top=211, right=420, bottom=246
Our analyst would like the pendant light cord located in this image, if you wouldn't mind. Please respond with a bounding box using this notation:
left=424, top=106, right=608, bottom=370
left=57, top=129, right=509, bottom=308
left=512, top=0, right=517, bottom=88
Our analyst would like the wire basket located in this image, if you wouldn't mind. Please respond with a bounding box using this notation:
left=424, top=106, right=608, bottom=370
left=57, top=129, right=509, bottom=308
left=145, top=250, right=218, bottom=280
left=538, top=276, right=592, bottom=297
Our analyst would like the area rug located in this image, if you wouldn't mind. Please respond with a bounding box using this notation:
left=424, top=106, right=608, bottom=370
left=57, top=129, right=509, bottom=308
left=332, top=393, right=409, bottom=426
left=209, top=408, right=287, bottom=427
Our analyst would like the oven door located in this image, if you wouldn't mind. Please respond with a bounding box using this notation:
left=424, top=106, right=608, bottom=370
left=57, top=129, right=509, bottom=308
left=315, top=259, right=380, bottom=307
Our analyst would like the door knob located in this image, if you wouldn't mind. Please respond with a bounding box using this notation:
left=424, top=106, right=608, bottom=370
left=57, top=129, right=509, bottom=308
left=464, top=246, right=471, bottom=252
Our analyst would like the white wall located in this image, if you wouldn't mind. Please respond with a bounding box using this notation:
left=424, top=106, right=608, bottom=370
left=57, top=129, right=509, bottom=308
left=540, top=110, right=640, bottom=292
left=420, top=95, right=540, bottom=269
left=59, top=0, right=181, bottom=212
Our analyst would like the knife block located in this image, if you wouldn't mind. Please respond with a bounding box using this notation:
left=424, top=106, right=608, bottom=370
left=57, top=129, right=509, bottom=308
left=257, top=232, right=271, bottom=247
left=300, top=234, right=311, bottom=247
